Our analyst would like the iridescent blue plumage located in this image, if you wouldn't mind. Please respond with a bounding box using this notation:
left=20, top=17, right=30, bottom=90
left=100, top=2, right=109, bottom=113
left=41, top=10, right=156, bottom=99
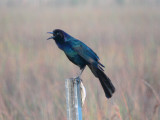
left=47, top=29, right=115, bottom=98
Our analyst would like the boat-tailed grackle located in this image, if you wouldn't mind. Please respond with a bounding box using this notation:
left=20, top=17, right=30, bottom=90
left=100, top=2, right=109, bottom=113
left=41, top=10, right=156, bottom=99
left=47, top=29, right=115, bottom=98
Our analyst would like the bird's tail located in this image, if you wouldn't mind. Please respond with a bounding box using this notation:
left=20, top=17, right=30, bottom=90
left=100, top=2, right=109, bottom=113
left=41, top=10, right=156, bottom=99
left=88, top=64, right=115, bottom=98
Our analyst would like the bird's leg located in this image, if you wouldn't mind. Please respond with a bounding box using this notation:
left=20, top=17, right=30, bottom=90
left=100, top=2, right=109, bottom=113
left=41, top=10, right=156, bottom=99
left=78, top=67, right=85, bottom=78
left=78, top=66, right=86, bottom=78
left=74, top=66, right=86, bottom=82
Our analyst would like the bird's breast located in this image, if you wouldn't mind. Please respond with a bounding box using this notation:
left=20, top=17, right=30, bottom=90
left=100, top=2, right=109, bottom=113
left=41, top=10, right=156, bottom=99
left=63, top=46, right=77, bottom=57
left=63, top=46, right=86, bottom=68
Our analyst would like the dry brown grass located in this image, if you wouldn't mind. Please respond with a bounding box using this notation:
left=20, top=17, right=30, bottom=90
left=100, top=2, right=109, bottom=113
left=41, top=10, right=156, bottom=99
left=0, top=5, right=160, bottom=120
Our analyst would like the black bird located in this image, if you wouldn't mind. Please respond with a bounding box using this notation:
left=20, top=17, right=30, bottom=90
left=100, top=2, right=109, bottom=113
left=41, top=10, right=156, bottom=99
left=47, top=29, right=115, bottom=98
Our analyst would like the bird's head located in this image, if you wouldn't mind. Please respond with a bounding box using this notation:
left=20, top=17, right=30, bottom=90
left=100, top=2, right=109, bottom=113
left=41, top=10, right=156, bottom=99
left=47, top=29, right=65, bottom=41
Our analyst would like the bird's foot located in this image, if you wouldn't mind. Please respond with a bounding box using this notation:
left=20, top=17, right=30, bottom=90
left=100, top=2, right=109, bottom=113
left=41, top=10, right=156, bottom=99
left=73, top=66, right=85, bottom=82
left=73, top=76, right=82, bottom=83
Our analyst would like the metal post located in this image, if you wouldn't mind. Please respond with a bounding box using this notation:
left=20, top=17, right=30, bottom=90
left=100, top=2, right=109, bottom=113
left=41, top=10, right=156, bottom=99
left=65, top=78, right=82, bottom=120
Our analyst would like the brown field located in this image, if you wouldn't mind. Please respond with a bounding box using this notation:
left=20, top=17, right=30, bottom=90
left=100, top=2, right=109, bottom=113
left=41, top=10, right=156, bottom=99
left=0, top=5, right=160, bottom=120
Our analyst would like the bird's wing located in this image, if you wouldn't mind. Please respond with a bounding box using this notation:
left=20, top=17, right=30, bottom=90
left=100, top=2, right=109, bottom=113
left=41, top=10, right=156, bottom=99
left=71, top=40, right=105, bottom=71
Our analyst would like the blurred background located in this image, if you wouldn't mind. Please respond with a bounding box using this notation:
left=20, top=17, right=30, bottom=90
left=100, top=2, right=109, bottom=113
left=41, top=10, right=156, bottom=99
left=0, top=0, right=160, bottom=120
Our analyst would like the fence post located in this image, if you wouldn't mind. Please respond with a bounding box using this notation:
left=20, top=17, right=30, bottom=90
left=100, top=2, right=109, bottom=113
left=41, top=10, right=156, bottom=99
left=65, top=78, right=82, bottom=120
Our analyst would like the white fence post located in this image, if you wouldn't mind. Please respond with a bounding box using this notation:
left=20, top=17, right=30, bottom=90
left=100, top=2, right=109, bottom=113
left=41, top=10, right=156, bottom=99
left=65, top=78, right=82, bottom=120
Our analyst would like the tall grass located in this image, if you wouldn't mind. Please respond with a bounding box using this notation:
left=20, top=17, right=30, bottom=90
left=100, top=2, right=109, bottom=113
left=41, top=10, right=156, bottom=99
left=0, top=6, right=160, bottom=120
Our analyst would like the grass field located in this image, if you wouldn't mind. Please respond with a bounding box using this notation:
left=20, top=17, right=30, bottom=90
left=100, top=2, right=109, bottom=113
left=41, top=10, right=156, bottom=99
left=0, top=5, right=160, bottom=120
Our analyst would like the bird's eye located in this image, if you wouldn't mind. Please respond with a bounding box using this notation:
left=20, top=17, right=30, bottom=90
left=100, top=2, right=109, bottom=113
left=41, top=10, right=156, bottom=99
left=54, top=33, right=58, bottom=36
left=54, top=32, right=63, bottom=38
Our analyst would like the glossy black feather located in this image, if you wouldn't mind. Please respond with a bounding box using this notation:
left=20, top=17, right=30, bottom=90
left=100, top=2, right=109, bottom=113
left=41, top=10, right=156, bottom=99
left=48, top=29, right=115, bottom=98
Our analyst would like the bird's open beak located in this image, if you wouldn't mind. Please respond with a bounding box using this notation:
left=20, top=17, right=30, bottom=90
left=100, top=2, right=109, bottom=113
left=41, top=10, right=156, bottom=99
left=47, top=32, right=55, bottom=40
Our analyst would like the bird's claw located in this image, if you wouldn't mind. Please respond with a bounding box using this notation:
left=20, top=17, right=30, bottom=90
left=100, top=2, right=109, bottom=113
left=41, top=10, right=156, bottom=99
left=73, top=76, right=82, bottom=84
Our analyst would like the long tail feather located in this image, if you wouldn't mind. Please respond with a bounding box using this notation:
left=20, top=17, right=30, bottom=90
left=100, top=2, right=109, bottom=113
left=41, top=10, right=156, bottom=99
left=88, top=64, right=115, bottom=98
